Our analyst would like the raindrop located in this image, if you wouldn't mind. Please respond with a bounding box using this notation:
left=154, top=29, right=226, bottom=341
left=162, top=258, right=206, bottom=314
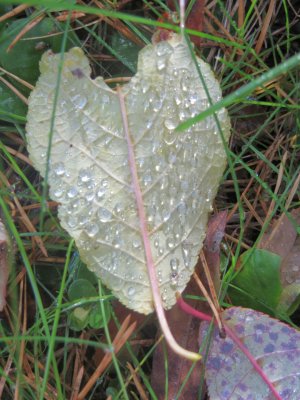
left=156, top=42, right=173, bottom=57
left=67, top=187, right=78, bottom=199
left=53, top=162, right=65, bottom=176
left=114, top=203, right=124, bottom=214
left=132, top=238, right=141, bottom=249
left=168, top=152, right=177, bottom=164
left=85, top=191, right=95, bottom=202
left=164, top=119, right=177, bottom=130
left=182, top=241, right=192, bottom=268
left=162, top=209, right=171, bottom=222
left=143, top=172, right=152, bottom=186
left=166, top=237, right=175, bottom=250
left=78, top=169, right=92, bottom=183
left=140, top=79, right=150, bottom=94
left=181, top=76, right=189, bottom=92
left=112, top=236, right=122, bottom=249
left=152, top=98, right=163, bottom=112
left=101, top=179, right=109, bottom=188
left=175, top=94, right=181, bottom=105
left=157, top=269, right=162, bottom=283
left=96, top=187, right=106, bottom=201
left=146, top=119, right=152, bottom=129
left=86, top=223, right=99, bottom=237
left=189, top=93, right=199, bottom=105
left=53, top=187, right=64, bottom=199
left=79, top=214, right=88, bottom=226
left=157, top=58, right=166, bottom=71
left=128, top=287, right=135, bottom=297
left=97, top=207, right=112, bottom=222
left=170, top=258, right=179, bottom=272
left=163, top=130, right=176, bottom=145
left=67, top=215, right=78, bottom=228
left=170, top=272, right=178, bottom=289
left=70, top=199, right=80, bottom=210
left=71, top=94, right=87, bottom=109
left=179, top=110, right=188, bottom=121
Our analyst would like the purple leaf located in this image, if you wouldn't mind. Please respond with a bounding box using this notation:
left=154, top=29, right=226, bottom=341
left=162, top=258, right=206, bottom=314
left=199, top=307, right=300, bottom=400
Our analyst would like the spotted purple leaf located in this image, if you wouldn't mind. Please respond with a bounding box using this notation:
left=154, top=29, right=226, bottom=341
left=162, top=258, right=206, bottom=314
left=199, top=307, right=300, bottom=400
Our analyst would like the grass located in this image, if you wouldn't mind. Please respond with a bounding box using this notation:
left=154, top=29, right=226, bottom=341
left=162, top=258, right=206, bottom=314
left=0, top=0, right=300, bottom=399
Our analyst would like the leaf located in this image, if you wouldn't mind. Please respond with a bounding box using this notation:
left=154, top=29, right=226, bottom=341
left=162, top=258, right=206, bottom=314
left=89, top=301, right=111, bottom=329
left=68, top=278, right=97, bottom=301
left=69, top=307, right=90, bottom=331
left=0, top=18, right=76, bottom=91
left=68, top=278, right=112, bottom=330
left=229, top=248, right=282, bottom=314
left=199, top=307, right=300, bottom=400
left=259, top=208, right=300, bottom=315
left=110, top=31, right=140, bottom=73
left=0, top=80, right=27, bottom=122
left=25, top=34, right=231, bottom=315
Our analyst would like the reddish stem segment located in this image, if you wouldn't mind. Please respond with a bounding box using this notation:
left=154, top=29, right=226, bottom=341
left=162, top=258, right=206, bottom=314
left=177, top=296, right=283, bottom=400
left=117, top=87, right=200, bottom=361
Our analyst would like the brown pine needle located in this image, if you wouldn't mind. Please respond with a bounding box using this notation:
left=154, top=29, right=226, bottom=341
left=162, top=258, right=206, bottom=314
left=56, top=11, right=86, bottom=22
left=7, top=14, right=45, bottom=52
left=254, top=0, right=276, bottom=54
left=265, top=151, right=287, bottom=221
left=70, top=366, right=84, bottom=400
left=238, top=0, right=245, bottom=29
left=0, top=66, right=34, bottom=90
left=199, top=251, right=222, bottom=315
left=127, top=363, right=148, bottom=400
left=77, top=315, right=137, bottom=400
left=4, top=145, right=33, bottom=165
left=0, top=172, right=48, bottom=257
left=0, top=4, right=29, bottom=23
left=193, top=271, right=224, bottom=336
left=0, top=76, right=28, bottom=105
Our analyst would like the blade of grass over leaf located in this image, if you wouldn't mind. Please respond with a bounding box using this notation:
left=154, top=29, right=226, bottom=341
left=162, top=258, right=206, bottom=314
left=176, top=51, right=300, bottom=131
left=40, top=13, right=71, bottom=229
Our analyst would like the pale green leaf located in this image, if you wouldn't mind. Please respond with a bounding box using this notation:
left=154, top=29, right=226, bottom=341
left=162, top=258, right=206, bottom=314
left=26, top=35, right=230, bottom=315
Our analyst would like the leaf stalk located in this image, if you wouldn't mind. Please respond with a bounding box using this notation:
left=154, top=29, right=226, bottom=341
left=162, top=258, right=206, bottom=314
left=117, top=87, right=201, bottom=362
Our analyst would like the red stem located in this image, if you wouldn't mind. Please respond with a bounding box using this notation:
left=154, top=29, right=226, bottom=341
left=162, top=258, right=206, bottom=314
left=117, top=87, right=200, bottom=361
left=177, top=296, right=283, bottom=400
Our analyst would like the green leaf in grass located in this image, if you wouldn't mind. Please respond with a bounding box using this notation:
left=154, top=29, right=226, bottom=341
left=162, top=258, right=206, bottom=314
left=229, top=249, right=283, bottom=315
